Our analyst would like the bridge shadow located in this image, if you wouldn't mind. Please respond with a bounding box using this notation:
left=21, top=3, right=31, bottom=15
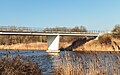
left=59, top=37, right=96, bottom=51
left=113, top=41, right=120, bottom=50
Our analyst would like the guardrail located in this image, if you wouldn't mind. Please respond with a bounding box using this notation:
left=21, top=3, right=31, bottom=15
left=0, top=30, right=105, bottom=34
left=0, top=26, right=106, bottom=33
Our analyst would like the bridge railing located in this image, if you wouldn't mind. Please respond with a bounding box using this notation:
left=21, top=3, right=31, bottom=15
left=0, top=26, right=106, bottom=34
left=39, top=29, right=105, bottom=34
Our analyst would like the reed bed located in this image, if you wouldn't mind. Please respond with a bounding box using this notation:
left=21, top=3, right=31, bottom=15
left=54, top=52, right=120, bottom=75
left=0, top=56, right=42, bottom=75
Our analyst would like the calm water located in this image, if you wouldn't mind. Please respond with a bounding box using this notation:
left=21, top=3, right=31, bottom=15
left=0, top=50, right=120, bottom=75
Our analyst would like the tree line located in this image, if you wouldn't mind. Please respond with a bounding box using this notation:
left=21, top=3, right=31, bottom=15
left=0, top=26, right=87, bottom=32
left=44, top=26, right=87, bottom=32
left=0, top=35, right=47, bottom=45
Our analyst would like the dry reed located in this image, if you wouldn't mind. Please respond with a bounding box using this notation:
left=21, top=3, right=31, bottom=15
left=0, top=56, right=42, bottom=75
left=54, top=52, right=120, bottom=75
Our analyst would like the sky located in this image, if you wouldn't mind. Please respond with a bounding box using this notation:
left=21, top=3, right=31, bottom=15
left=0, top=0, right=120, bottom=31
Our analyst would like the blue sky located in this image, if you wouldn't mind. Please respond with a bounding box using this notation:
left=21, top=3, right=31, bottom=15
left=0, top=0, right=120, bottom=31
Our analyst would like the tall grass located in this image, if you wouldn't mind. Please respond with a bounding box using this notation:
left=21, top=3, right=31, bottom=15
left=54, top=52, right=120, bottom=75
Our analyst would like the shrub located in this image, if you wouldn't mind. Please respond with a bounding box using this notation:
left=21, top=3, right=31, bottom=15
left=112, top=25, right=120, bottom=38
left=98, top=34, right=112, bottom=45
left=0, top=56, right=42, bottom=75
left=112, top=24, right=120, bottom=34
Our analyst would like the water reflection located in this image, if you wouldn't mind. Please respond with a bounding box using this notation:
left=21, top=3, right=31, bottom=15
left=47, top=53, right=60, bottom=56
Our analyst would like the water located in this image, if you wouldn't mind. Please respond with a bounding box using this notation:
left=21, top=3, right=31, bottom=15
left=0, top=50, right=120, bottom=75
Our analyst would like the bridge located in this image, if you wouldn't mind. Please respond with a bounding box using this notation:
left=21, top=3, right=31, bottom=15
left=0, top=31, right=101, bottom=52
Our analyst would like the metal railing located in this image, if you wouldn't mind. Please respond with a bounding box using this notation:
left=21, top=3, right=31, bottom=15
left=0, top=26, right=105, bottom=34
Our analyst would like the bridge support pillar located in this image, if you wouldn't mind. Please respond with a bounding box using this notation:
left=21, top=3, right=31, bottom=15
left=46, top=35, right=60, bottom=52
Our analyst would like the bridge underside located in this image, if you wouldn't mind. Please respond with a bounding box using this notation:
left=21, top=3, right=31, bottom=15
left=46, top=35, right=97, bottom=52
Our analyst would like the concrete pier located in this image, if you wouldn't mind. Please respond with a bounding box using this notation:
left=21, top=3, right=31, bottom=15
left=46, top=35, right=60, bottom=52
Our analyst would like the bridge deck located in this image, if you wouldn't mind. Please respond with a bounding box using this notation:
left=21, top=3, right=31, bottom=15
left=0, top=32, right=99, bottom=36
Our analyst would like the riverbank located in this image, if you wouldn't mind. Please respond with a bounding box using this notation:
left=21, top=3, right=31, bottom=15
left=0, top=42, right=70, bottom=50
left=0, top=42, right=47, bottom=50
left=74, top=38, right=120, bottom=51
left=0, top=38, right=120, bottom=51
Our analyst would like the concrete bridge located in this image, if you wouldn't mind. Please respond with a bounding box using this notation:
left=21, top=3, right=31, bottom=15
left=0, top=31, right=101, bottom=52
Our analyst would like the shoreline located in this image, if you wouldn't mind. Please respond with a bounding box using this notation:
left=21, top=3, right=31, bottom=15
left=0, top=38, right=119, bottom=51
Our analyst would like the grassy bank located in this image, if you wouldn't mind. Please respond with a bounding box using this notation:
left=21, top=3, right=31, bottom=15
left=82, top=34, right=120, bottom=51
left=0, top=42, right=47, bottom=50
left=0, top=35, right=120, bottom=51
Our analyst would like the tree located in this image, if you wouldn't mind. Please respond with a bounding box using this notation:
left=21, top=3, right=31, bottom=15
left=79, top=26, right=87, bottom=32
left=71, top=26, right=80, bottom=32
left=112, top=24, right=120, bottom=38
left=71, top=26, right=87, bottom=32
left=112, top=24, right=120, bottom=34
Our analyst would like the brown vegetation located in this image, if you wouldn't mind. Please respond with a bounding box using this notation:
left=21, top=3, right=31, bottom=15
left=83, top=36, right=120, bottom=51
left=0, top=56, right=42, bottom=75
left=98, top=34, right=112, bottom=45
left=0, top=42, right=47, bottom=50
left=54, top=52, right=120, bottom=75
left=112, top=24, right=120, bottom=38
left=0, top=35, right=47, bottom=45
